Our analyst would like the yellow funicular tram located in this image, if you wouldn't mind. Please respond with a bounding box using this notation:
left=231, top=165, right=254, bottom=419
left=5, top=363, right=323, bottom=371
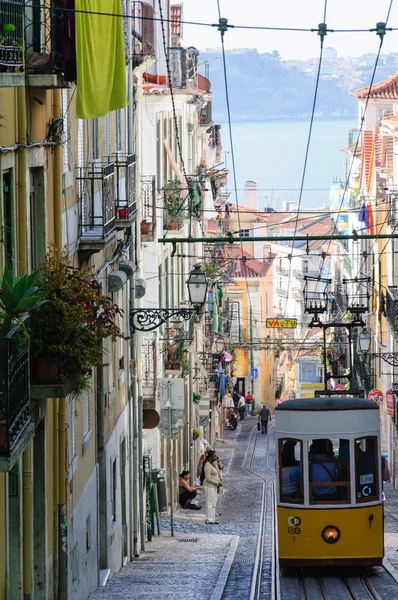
left=275, top=396, right=383, bottom=567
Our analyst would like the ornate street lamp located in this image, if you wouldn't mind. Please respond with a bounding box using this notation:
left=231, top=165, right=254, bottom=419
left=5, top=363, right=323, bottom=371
left=358, top=328, right=371, bottom=354
left=130, top=264, right=208, bottom=332
left=186, top=263, right=208, bottom=308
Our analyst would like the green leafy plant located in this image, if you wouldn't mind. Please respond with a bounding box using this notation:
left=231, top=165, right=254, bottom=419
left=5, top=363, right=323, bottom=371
left=0, top=264, right=47, bottom=337
left=180, top=351, right=191, bottom=378
left=192, top=427, right=200, bottom=439
left=193, top=392, right=201, bottom=405
left=30, top=248, right=127, bottom=386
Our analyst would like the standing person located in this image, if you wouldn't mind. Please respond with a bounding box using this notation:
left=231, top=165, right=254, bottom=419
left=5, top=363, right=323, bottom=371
left=245, top=392, right=254, bottom=417
left=204, top=450, right=222, bottom=524
left=258, top=404, right=270, bottom=434
left=238, top=394, right=245, bottom=420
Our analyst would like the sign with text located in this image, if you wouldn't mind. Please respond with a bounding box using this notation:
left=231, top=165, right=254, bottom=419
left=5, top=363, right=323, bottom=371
left=368, top=389, right=383, bottom=405
left=158, top=408, right=185, bottom=436
left=157, top=378, right=184, bottom=410
left=334, top=385, right=345, bottom=391
left=266, top=318, right=297, bottom=329
left=251, top=368, right=258, bottom=379
left=386, top=390, right=395, bottom=417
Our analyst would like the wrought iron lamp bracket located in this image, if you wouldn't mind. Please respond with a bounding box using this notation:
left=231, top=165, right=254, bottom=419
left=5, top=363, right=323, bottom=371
left=369, top=352, right=398, bottom=367
left=130, top=307, right=198, bottom=332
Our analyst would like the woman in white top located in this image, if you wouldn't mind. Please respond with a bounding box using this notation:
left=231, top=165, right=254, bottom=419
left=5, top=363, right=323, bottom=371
left=204, top=451, right=222, bottom=524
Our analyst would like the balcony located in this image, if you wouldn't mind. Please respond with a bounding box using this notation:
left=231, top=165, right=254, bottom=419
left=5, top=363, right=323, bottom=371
left=230, top=326, right=248, bottom=344
left=386, top=286, right=398, bottom=334
left=293, top=269, right=303, bottom=278
left=199, top=100, right=212, bottom=126
left=0, top=0, right=24, bottom=86
left=77, top=162, right=116, bottom=258
left=132, top=2, right=155, bottom=66
left=140, top=175, right=156, bottom=240
left=277, top=287, right=288, bottom=298
left=388, top=191, right=398, bottom=229
left=109, top=154, right=137, bottom=228
left=0, top=320, right=33, bottom=470
left=276, top=265, right=289, bottom=276
left=168, top=47, right=187, bottom=88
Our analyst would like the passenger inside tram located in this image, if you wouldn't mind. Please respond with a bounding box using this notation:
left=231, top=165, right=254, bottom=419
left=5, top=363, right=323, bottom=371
left=280, top=440, right=301, bottom=500
left=307, top=439, right=338, bottom=501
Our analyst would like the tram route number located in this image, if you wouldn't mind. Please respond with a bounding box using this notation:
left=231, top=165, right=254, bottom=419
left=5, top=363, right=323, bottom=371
left=287, top=516, right=301, bottom=538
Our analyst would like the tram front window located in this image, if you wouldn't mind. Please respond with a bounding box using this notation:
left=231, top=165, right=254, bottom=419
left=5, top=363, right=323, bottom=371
left=355, top=437, right=379, bottom=503
left=279, top=439, right=303, bottom=503
left=309, top=438, right=350, bottom=504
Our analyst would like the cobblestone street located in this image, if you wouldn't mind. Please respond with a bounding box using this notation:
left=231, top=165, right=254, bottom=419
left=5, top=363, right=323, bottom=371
left=89, top=419, right=398, bottom=600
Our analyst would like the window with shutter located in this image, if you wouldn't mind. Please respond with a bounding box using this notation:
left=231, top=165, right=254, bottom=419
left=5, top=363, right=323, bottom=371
left=118, top=289, right=124, bottom=370
left=67, top=396, right=77, bottom=478
left=82, top=389, right=90, bottom=438
left=62, top=89, right=70, bottom=174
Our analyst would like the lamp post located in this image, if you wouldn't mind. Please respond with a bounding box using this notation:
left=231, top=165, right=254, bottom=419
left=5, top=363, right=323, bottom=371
left=130, top=264, right=208, bottom=331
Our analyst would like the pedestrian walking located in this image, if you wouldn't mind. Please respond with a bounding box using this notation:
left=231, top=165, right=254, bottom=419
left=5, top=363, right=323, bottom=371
left=245, top=392, right=254, bottom=417
left=238, top=394, right=245, bottom=420
left=204, top=451, right=222, bottom=524
left=258, top=403, right=270, bottom=433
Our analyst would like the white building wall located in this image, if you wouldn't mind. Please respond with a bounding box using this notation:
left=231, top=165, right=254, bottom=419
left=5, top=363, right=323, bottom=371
left=67, top=466, right=98, bottom=600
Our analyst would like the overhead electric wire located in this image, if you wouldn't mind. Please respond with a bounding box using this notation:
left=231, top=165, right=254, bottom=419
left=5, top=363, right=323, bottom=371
left=25, top=2, right=398, bottom=35
left=215, top=0, right=262, bottom=343
left=283, top=0, right=328, bottom=320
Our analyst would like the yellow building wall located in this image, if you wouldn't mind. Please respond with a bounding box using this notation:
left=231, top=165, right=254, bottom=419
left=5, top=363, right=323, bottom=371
left=0, top=473, right=6, bottom=600
left=234, top=348, right=248, bottom=377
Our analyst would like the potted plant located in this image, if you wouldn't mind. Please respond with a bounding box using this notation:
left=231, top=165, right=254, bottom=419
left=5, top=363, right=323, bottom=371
left=192, top=427, right=200, bottom=441
left=163, top=180, right=184, bottom=230
left=30, top=249, right=127, bottom=393
left=193, top=392, right=201, bottom=405
left=140, top=217, right=153, bottom=234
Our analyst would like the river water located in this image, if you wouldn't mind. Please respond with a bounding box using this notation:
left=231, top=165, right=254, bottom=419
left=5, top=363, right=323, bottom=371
left=219, top=118, right=357, bottom=209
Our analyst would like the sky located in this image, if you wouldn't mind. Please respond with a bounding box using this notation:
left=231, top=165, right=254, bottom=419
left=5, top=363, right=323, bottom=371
left=182, top=0, right=398, bottom=60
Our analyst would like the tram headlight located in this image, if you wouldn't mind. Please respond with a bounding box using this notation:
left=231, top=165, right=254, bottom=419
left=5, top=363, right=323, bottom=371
left=321, top=525, right=341, bottom=544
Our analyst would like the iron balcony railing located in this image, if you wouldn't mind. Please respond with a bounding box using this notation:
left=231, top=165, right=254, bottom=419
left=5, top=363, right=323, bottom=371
left=0, top=0, right=24, bottom=71
left=199, top=101, right=212, bottom=125
left=0, top=319, right=30, bottom=457
left=132, top=2, right=155, bottom=60
left=25, top=0, right=64, bottom=75
left=388, top=191, right=398, bottom=229
left=77, top=162, right=116, bottom=239
left=276, top=265, right=289, bottom=276
left=277, top=287, right=288, bottom=298
left=386, top=285, right=398, bottom=334
left=168, top=47, right=187, bottom=88
left=141, top=175, right=156, bottom=228
left=109, top=153, right=137, bottom=220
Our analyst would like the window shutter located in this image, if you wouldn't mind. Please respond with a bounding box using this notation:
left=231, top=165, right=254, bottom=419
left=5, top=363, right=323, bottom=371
left=62, top=89, right=70, bottom=174
left=67, top=396, right=76, bottom=467
left=82, top=390, right=90, bottom=437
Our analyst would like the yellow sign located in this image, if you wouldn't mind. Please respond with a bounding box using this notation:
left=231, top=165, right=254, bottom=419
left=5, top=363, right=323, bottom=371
left=266, top=318, right=297, bottom=329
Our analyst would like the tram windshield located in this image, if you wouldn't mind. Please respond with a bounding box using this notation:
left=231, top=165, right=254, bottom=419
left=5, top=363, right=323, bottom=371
left=279, top=439, right=303, bottom=504
left=308, top=438, right=350, bottom=504
left=355, top=437, right=379, bottom=503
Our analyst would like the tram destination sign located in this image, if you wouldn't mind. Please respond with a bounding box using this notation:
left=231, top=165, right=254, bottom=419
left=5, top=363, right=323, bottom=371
left=266, top=318, right=297, bottom=329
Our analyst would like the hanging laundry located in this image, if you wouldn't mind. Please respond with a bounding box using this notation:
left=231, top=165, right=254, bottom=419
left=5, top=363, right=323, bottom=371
left=358, top=199, right=368, bottom=228
left=75, top=0, right=128, bottom=119
left=366, top=200, right=375, bottom=236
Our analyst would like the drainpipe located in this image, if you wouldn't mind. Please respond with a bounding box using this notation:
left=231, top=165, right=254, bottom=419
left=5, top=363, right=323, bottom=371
left=53, top=88, right=67, bottom=600
left=133, top=62, right=145, bottom=554
left=96, top=363, right=108, bottom=568
left=126, top=0, right=136, bottom=561
left=17, top=85, right=32, bottom=600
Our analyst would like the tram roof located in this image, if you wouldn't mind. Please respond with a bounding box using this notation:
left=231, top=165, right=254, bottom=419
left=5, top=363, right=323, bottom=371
left=275, top=397, right=378, bottom=412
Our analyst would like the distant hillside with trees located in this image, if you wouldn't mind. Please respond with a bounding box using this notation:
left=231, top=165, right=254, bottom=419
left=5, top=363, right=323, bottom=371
left=201, top=49, right=396, bottom=122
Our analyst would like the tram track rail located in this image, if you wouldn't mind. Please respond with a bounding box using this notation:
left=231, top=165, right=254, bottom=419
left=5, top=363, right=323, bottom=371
left=232, top=423, right=279, bottom=600
left=295, top=566, right=385, bottom=600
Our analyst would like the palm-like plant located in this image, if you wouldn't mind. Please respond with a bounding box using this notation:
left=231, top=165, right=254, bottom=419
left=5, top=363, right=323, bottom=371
left=0, top=265, right=47, bottom=337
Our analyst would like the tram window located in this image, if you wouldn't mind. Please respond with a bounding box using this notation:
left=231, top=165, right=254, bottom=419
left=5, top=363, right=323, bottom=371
left=279, top=439, right=303, bottom=503
left=308, top=438, right=350, bottom=504
left=355, top=437, right=379, bottom=503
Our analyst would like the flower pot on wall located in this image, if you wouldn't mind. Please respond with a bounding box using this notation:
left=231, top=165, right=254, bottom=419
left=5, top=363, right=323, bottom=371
left=116, top=208, right=129, bottom=219
left=166, top=219, right=179, bottom=230
left=140, top=220, right=153, bottom=234
left=31, top=357, right=60, bottom=381
left=0, top=420, right=7, bottom=450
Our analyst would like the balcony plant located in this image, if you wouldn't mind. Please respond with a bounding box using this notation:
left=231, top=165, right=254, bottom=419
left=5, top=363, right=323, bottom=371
left=163, top=180, right=184, bottom=230
left=30, top=248, right=127, bottom=392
